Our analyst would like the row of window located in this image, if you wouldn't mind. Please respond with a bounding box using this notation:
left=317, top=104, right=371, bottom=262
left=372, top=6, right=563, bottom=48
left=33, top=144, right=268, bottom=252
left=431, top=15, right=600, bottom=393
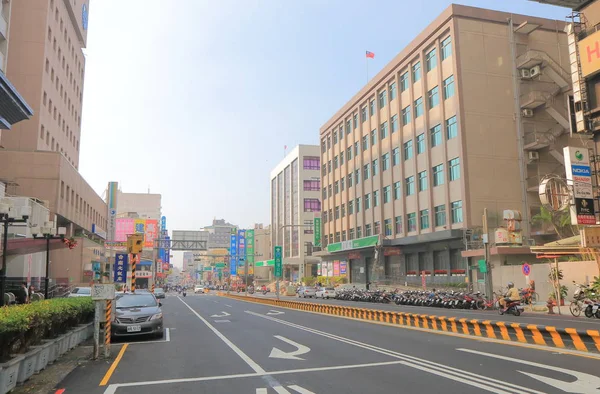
left=323, top=200, right=463, bottom=244
left=42, top=91, right=80, bottom=151
left=322, top=115, right=458, bottom=177
left=44, top=61, right=82, bottom=131
left=50, top=0, right=84, bottom=77
left=321, top=36, right=453, bottom=154
left=322, top=155, right=460, bottom=200
left=60, top=180, right=106, bottom=229
left=39, top=124, right=78, bottom=168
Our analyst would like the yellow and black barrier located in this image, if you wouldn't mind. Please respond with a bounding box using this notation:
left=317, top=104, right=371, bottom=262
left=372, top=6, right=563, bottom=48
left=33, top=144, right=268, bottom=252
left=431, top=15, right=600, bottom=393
left=105, top=299, right=112, bottom=346
left=221, top=294, right=600, bottom=354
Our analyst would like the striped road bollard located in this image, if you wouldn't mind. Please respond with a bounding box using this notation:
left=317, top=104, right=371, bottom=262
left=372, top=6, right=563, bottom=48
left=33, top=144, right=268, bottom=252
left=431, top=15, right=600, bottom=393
left=104, top=299, right=112, bottom=358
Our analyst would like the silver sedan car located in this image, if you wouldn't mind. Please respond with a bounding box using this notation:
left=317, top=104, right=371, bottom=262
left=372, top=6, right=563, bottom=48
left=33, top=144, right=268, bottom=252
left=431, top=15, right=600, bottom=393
left=297, top=286, right=317, bottom=298
left=112, top=293, right=164, bottom=339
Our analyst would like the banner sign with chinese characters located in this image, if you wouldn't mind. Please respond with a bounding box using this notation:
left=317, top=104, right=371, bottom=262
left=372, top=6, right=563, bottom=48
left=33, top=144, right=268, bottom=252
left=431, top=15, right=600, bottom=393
left=113, top=253, right=128, bottom=283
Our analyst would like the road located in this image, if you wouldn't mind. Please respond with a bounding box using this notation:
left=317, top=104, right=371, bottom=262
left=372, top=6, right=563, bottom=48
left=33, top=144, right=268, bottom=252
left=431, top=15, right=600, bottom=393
left=57, top=293, right=600, bottom=394
left=246, top=292, right=600, bottom=332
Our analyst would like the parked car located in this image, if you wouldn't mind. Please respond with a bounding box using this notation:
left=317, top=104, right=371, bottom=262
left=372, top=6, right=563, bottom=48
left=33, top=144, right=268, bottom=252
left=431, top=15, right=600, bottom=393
left=316, top=287, right=336, bottom=299
left=297, top=286, right=317, bottom=298
left=153, top=288, right=165, bottom=299
left=67, top=287, right=91, bottom=297
left=194, top=286, right=205, bottom=294
left=112, top=293, right=163, bottom=339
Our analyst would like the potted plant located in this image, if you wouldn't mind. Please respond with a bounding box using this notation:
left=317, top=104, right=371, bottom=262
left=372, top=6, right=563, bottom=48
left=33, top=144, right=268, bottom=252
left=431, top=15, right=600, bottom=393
left=549, top=285, right=568, bottom=306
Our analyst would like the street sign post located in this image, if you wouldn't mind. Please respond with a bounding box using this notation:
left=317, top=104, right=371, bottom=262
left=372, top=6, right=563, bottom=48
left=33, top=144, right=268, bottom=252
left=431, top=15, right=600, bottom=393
left=522, top=262, right=531, bottom=288
left=91, top=284, right=115, bottom=360
left=274, top=246, right=282, bottom=300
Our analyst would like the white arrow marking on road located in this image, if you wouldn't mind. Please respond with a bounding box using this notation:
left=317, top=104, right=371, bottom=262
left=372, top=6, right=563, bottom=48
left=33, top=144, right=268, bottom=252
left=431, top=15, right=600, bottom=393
left=255, top=386, right=315, bottom=394
left=269, top=335, right=310, bottom=360
left=214, top=319, right=230, bottom=323
left=458, top=348, right=600, bottom=393
left=266, top=310, right=285, bottom=315
left=287, top=385, right=316, bottom=394
left=210, top=311, right=231, bottom=318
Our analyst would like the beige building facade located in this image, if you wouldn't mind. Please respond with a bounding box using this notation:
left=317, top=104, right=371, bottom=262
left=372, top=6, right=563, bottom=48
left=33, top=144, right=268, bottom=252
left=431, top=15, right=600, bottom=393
left=318, top=4, right=582, bottom=286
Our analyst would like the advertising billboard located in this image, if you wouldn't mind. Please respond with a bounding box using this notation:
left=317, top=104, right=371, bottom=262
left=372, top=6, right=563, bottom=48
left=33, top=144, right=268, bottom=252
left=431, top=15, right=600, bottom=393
left=115, top=218, right=135, bottom=242
left=246, top=229, right=255, bottom=265
left=564, top=147, right=596, bottom=225
left=578, top=29, right=600, bottom=78
left=107, top=182, right=118, bottom=242
left=238, top=230, right=246, bottom=267
left=113, top=253, right=128, bottom=283
left=230, top=234, right=238, bottom=276
left=145, top=219, right=158, bottom=248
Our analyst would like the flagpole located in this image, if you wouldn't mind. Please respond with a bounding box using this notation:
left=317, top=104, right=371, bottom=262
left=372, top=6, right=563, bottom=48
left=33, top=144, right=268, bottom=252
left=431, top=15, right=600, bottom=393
left=366, top=55, right=369, bottom=84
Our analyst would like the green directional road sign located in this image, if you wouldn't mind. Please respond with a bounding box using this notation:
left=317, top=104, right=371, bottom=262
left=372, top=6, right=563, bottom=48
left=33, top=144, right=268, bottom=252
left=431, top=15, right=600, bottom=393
left=274, top=245, right=282, bottom=278
left=215, top=262, right=225, bottom=268
left=314, top=217, right=321, bottom=247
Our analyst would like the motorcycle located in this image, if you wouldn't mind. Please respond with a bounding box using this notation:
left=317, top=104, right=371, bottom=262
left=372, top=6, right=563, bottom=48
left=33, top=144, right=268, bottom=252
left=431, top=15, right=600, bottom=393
left=499, top=300, right=523, bottom=316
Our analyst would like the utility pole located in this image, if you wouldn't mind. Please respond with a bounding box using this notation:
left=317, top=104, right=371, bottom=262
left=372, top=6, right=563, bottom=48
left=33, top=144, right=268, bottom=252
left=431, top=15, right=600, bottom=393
left=483, top=208, right=493, bottom=297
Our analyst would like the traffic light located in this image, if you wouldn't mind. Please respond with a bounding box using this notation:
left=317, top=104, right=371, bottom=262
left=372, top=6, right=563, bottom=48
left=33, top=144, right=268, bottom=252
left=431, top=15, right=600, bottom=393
left=127, top=234, right=144, bottom=254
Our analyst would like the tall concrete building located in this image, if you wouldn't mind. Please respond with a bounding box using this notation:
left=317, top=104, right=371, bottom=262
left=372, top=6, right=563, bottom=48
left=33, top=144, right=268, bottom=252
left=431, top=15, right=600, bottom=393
left=205, top=219, right=237, bottom=249
left=318, top=4, right=582, bottom=286
left=116, top=190, right=162, bottom=220
left=271, top=145, right=322, bottom=281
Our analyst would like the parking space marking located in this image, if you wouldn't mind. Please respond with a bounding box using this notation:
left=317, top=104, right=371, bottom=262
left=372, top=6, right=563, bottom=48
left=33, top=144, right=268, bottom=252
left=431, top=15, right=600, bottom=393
left=99, top=344, right=129, bottom=386
left=117, top=328, right=171, bottom=345
left=225, top=304, right=233, bottom=308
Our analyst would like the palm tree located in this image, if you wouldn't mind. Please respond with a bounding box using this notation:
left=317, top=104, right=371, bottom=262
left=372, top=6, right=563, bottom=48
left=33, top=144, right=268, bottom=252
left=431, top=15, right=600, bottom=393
left=532, top=206, right=578, bottom=239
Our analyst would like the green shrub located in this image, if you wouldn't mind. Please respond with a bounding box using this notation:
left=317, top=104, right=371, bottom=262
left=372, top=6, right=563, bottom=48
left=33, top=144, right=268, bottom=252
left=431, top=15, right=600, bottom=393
left=0, top=297, right=93, bottom=362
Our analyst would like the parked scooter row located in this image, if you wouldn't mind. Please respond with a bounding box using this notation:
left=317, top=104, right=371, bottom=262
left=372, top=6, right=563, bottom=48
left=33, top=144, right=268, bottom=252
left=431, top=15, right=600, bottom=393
left=570, top=281, right=600, bottom=319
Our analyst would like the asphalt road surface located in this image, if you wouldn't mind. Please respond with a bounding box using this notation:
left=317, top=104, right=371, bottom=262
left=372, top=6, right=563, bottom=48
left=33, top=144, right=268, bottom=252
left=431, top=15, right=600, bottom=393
left=247, top=292, right=600, bottom=332
left=57, top=293, right=600, bottom=394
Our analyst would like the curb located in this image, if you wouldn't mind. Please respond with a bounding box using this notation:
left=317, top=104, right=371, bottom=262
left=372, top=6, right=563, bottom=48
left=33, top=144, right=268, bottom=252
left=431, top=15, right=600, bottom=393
left=220, top=293, right=600, bottom=354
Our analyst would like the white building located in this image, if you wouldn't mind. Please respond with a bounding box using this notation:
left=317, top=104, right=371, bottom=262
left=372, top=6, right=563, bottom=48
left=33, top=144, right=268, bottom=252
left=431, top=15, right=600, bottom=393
left=116, top=191, right=162, bottom=220
left=270, top=145, right=321, bottom=281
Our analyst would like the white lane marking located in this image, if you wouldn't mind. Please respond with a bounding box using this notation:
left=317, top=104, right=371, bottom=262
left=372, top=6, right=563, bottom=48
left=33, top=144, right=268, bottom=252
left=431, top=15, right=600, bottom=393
left=245, top=311, right=542, bottom=394
left=266, top=310, right=285, bottom=315
left=103, top=360, right=406, bottom=392
left=214, top=320, right=231, bottom=323
left=210, top=311, right=231, bottom=318
left=214, top=301, right=219, bottom=303
left=269, top=336, right=310, bottom=360
left=165, top=328, right=170, bottom=342
left=400, top=362, right=512, bottom=394
left=225, top=304, right=233, bottom=308
left=457, top=348, right=600, bottom=394
left=256, top=389, right=268, bottom=394
left=121, top=328, right=170, bottom=345
left=288, top=385, right=316, bottom=394
left=178, top=297, right=265, bottom=374
left=273, top=387, right=292, bottom=394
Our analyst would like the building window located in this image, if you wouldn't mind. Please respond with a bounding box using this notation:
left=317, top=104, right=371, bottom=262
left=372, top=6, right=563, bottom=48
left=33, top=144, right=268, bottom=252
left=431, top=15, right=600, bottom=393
left=426, top=48, right=437, bottom=72
left=443, top=75, right=455, bottom=99
left=406, top=176, right=415, bottom=196
left=347, top=147, right=352, bottom=161
left=342, top=231, right=346, bottom=241
left=341, top=177, right=345, bottom=191
left=374, top=221, right=381, bottom=235
left=416, top=133, right=425, bottom=154
left=434, top=205, right=446, bottom=226
left=356, top=226, right=362, bottom=238
left=433, top=164, right=444, bottom=186
left=328, top=160, right=331, bottom=173
left=418, top=171, right=428, bottom=191
left=322, top=188, right=327, bottom=200
left=382, top=153, right=390, bottom=171
left=303, top=156, right=320, bottom=170
left=404, top=140, right=413, bottom=160
left=372, top=159, right=378, bottom=176
left=391, top=114, right=398, bottom=133
left=354, top=141, right=359, bottom=156
left=400, top=71, right=409, bottom=91
left=430, top=125, right=442, bottom=147
left=383, top=185, right=391, bottom=203
left=384, top=219, right=392, bottom=236
left=392, top=148, right=400, bottom=166
left=394, top=181, right=401, bottom=200
left=347, top=173, right=353, bottom=187
left=346, top=119, right=351, bottom=135
left=389, top=82, right=397, bottom=100
left=355, top=169, right=360, bottom=184
left=356, top=197, right=361, bottom=213
left=327, top=135, right=331, bottom=149
left=420, top=209, right=430, bottom=230
left=361, top=106, right=367, bottom=122
left=304, top=198, right=321, bottom=212
left=446, top=115, right=458, bottom=139
left=333, top=130, right=337, bottom=144
left=379, top=90, right=387, bottom=108
left=364, top=164, right=370, bottom=180
left=335, top=206, right=340, bottom=219
left=380, top=121, right=388, bottom=139
left=40, top=125, right=45, bottom=139
left=449, top=157, right=460, bottom=181
left=441, top=36, right=452, bottom=60
left=414, top=97, right=424, bottom=117
left=349, top=228, right=355, bottom=240
left=334, top=181, right=339, bottom=194
left=412, top=61, right=421, bottom=82
left=407, top=213, right=417, bottom=232
left=353, top=113, right=358, bottom=128
left=395, top=216, right=402, bottom=234
left=428, top=86, right=439, bottom=109
left=362, top=135, right=369, bottom=151
left=334, top=156, right=338, bottom=169
left=328, top=184, right=332, bottom=197
left=370, top=99, right=376, bottom=116
left=340, top=152, right=344, bottom=166
left=371, top=129, right=377, bottom=146
left=373, top=190, right=380, bottom=207
left=339, top=125, right=343, bottom=141
left=335, top=232, right=340, bottom=242
left=365, top=193, right=371, bottom=209
left=322, top=164, right=326, bottom=176
left=304, top=180, right=320, bottom=191
left=451, top=201, right=463, bottom=223
left=401, top=106, right=411, bottom=125
left=365, top=224, right=372, bottom=236
left=348, top=200, right=354, bottom=215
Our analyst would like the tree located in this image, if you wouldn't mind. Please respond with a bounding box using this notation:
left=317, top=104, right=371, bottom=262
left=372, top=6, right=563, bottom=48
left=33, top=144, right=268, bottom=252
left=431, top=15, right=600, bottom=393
left=532, top=206, right=579, bottom=239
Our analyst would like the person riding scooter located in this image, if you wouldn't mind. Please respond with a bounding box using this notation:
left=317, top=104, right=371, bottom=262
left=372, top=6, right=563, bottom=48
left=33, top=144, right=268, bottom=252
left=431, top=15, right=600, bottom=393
left=499, top=282, right=520, bottom=312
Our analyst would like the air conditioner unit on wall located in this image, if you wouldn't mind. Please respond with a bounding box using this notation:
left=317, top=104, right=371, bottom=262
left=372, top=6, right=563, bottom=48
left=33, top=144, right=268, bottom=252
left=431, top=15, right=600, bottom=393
left=520, top=69, right=531, bottom=79
left=522, top=109, right=534, bottom=117
left=528, top=151, right=539, bottom=161
left=530, top=65, right=541, bottom=78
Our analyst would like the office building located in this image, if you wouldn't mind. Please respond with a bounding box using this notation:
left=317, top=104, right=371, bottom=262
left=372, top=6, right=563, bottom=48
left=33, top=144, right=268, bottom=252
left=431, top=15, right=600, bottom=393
left=318, top=4, right=583, bottom=286
left=116, top=190, right=162, bottom=220
left=271, top=145, right=322, bottom=281
left=252, top=223, right=273, bottom=279
left=205, top=219, right=237, bottom=249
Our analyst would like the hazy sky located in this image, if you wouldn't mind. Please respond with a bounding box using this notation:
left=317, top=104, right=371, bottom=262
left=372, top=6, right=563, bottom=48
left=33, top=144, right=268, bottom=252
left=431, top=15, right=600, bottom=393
left=79, top=0, right=566, bottom=234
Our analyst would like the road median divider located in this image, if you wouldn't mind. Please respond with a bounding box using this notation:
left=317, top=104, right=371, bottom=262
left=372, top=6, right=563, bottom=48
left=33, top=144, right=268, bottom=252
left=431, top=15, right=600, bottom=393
left=220, top=293, right=600, bottom=354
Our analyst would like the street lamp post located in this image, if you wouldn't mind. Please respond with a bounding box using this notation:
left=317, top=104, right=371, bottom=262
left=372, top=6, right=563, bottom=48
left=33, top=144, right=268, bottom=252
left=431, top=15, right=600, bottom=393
left=0, top=201, right=31, bottom=307
left=32, top=223, right=67, bottom=299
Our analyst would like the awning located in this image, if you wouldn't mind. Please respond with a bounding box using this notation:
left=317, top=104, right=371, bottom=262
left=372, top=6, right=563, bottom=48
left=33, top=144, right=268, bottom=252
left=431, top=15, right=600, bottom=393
left=0, top=71, right=33, bottom=129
